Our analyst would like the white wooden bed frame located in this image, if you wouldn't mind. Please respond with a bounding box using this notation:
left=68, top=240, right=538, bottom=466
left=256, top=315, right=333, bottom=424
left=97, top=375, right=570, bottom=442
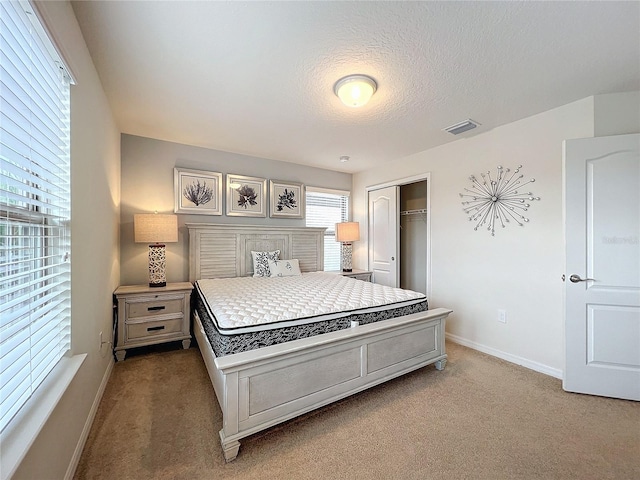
left=187, top=223, right=452, bottom=462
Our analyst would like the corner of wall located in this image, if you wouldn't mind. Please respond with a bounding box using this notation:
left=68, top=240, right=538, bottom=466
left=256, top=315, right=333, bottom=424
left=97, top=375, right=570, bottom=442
left=594, top=91, right=640, bottom=136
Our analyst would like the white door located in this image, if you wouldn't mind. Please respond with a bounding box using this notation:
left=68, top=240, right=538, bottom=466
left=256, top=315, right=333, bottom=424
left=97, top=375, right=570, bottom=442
left=563, top=133, right=640, bottom=401
left=368, top=186, right=399, bottom=287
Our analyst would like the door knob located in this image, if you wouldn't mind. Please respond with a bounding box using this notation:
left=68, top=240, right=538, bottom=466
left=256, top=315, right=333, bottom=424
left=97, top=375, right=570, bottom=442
left=569, top=274, right=595, bottom=283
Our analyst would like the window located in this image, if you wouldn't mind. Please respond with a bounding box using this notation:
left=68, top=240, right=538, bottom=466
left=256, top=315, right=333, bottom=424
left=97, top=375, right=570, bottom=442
left=1, top=1, right=72, bottom=432
left=305, top=187, right=350, bottom=271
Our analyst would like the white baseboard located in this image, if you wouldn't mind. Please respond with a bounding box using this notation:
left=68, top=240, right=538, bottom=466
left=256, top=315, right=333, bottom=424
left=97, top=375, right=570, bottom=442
left=64, top=357, right=114, bottom=480
left=445, top=333, right=563, bottom=379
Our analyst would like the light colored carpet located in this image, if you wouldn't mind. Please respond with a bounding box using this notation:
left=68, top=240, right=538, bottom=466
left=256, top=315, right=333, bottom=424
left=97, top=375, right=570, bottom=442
left=75, top=342, right=639, bottom=480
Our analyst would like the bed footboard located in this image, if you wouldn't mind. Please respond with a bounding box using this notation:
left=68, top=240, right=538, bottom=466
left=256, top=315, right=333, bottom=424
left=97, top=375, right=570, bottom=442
left=195, top=307, right=452, bottom=462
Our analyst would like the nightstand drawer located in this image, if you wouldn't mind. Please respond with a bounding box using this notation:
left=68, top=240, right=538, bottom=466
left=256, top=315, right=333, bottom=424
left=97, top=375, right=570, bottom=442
left=337, top=270, right=372, bottom=282
left=350, top=273, right=371, bottom=282
left=128, top=298, right=183, bottom=318
left=127, top=318, right=184, bottom=340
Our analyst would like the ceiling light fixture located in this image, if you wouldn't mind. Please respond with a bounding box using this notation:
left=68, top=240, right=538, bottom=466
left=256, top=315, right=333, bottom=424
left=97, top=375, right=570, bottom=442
left=334, top=74, right=377, bottom=108
left=340, top=155, right=350, bottom=163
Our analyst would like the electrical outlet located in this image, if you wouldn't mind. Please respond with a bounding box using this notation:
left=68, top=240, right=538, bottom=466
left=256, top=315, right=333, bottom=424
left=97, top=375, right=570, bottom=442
left=498, top=309, right=507, bottom=324
left=99, top=331, right=103, bottom=349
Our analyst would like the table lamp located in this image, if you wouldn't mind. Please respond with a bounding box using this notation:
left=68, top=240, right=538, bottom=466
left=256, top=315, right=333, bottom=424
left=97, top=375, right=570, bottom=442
left=335, top=222, right=360, bottom=272
left=134, top=213, right=178, bottom=287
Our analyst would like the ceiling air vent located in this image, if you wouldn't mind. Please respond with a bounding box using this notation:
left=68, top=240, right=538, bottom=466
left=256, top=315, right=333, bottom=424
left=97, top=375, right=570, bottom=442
left=443, top=119, right=480, bottom=136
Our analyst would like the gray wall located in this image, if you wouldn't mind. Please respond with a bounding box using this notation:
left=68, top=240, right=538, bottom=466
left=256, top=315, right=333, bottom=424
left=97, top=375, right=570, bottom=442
left=594, top=91, right=640, bottom=136
left=120, top=135, right=352, bottom=285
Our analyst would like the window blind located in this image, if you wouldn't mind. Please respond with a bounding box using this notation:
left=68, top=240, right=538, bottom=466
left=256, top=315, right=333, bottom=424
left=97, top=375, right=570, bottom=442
left=1, top=1, right=71, bottom=432
left=305, top=187, right=349, bottom=271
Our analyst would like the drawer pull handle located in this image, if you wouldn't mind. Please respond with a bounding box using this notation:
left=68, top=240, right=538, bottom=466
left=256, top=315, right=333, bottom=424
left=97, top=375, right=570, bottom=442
left=147, top=325, right=165, bottom=332
left=147, top=306, right=165, bottom=311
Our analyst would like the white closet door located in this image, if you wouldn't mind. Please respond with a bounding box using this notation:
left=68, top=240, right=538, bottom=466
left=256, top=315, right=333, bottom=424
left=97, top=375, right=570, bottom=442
left=368, top=186, right=399, bottom=287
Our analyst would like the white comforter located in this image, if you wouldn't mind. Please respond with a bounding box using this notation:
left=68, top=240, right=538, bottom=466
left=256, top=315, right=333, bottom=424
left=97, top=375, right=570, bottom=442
left=196, top=271, right=426, bottom=334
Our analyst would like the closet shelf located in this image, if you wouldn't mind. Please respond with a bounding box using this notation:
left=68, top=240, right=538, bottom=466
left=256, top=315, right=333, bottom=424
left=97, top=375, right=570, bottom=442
left=400, top=208, right=427, bottom=216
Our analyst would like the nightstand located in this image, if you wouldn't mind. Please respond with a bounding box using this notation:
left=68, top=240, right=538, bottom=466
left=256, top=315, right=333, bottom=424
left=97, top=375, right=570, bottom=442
left=113, top=282, right=193, bottom=361
left=336, top=269, right=372, bottom=282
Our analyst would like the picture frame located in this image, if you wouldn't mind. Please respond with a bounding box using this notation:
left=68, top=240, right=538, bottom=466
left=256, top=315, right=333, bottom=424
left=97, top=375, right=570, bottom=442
left=269, top=180, right=305, bottom=219
left=226, top=174, right=267, bottom=217
left=174, top=167, right=222, bottom=215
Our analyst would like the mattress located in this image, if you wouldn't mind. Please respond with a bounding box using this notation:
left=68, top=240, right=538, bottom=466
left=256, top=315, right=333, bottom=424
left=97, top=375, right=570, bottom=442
left=194, top=272, right=428, bottom=356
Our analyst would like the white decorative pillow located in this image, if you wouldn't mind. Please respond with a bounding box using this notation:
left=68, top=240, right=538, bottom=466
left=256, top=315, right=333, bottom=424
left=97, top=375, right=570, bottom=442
left=251, top=250, right=280, bottom=277
left=268, top=258, right=301, bottom=277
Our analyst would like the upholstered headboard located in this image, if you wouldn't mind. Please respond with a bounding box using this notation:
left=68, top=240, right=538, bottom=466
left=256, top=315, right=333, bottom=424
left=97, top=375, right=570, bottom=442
left=186, top=223, right=326, bottom=282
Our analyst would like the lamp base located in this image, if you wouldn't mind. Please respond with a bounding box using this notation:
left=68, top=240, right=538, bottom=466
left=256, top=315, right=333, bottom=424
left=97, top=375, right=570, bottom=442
left=340, top=242, right=353, bottom=272
left=148, top=243, right=167, bottom=288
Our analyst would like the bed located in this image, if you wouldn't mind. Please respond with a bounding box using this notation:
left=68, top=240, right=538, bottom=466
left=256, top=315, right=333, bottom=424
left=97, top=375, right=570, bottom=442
left=187, top=223, right=452, bottom=462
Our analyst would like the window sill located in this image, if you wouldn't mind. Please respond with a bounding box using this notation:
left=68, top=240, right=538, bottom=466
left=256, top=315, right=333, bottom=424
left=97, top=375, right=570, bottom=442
left=0, top=354, right=86, bottom=480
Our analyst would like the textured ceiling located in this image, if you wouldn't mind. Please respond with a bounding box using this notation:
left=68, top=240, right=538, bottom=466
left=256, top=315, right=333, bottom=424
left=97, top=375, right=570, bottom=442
left=71, top=1, right=640, bottom=173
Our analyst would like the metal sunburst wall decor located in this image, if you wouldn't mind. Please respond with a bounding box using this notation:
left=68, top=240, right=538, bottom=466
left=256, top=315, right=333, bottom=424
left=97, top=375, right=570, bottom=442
left=460, top=165, right=540, bottom=236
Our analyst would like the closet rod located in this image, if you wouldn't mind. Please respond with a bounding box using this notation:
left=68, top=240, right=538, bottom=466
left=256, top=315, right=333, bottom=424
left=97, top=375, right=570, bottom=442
left=400, top=208, right=427, bottom=216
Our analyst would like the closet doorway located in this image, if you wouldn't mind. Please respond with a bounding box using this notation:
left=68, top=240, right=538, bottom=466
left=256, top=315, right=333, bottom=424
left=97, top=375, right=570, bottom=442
left=367, top=174, right=430, bottom=295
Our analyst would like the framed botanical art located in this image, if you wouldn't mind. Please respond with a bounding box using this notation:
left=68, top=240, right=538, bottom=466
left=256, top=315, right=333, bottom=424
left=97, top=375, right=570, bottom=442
left=174, top=168, right=222, bottom=215
left=269, top=180, right=305, bottom=219
left=226, top=174, right=267, bottom=217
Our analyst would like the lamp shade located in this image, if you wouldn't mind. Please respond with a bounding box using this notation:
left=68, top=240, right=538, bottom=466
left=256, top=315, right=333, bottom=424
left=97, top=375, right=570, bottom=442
left=335, top=222, right=360, bottom=242
left=334, top=75, right=377, bottom=108
left=134, top=214, right=178, bottom=243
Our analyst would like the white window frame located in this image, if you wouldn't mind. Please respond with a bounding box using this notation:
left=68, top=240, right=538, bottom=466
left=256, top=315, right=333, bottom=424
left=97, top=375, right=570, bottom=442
left=0, top=2, right=84, bottom=478
left=305, top=186, right=350, bottom=272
